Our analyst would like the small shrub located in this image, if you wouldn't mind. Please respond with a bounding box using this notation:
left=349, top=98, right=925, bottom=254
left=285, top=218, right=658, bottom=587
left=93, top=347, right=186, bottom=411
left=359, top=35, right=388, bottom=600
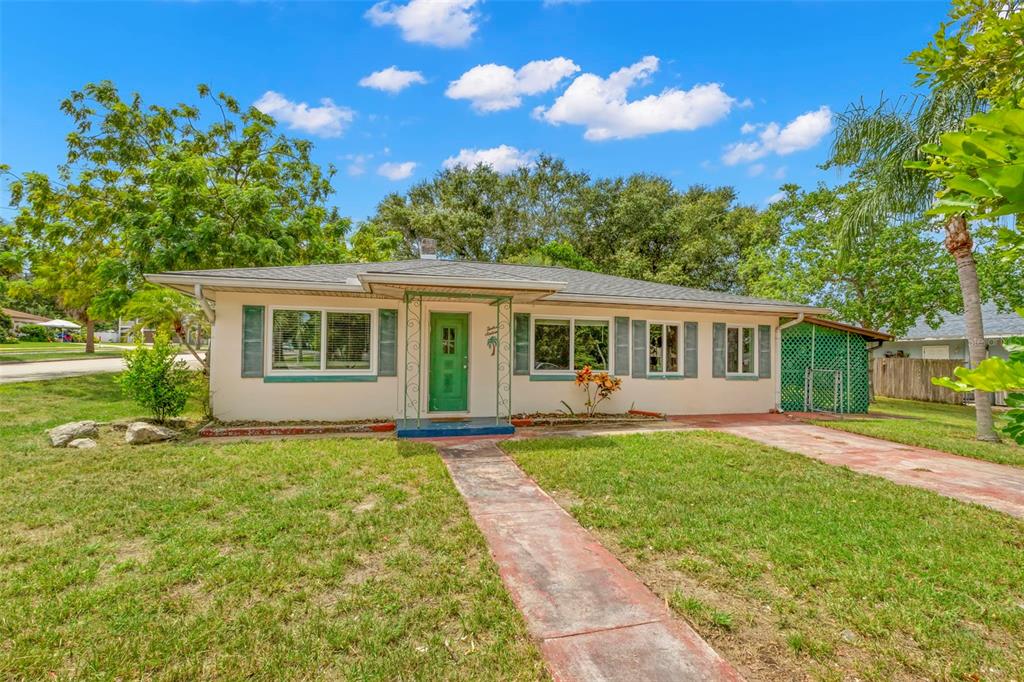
left=0, top=311, right=15, bottom=343
left=574, top=365, right=622, bottom=417
left=18, top=324, right=51, bottom=342
left=118, top=334, right=194, bottom=422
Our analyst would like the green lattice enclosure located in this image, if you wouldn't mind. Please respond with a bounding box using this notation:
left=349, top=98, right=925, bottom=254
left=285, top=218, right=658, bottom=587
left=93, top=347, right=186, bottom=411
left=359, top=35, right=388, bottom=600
left=780, top=321, right=871, bottom=413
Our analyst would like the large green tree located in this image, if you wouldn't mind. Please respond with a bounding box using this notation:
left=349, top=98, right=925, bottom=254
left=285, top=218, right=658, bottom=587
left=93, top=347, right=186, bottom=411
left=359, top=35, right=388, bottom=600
left=367, top=157, right=770, bottom=292
left=370, top=155, right=589, bottom=262
left=740, top=183, right=959, bottom=336
left=571, top=179, right=772, bottom=292
left=4, top=81, right=350, bottom=350
left=826, top=0, right=1004, bottom=439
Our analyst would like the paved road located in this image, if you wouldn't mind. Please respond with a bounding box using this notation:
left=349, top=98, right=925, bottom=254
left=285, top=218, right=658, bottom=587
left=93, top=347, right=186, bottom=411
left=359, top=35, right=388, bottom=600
left=0, top=354, right=200, bottom=384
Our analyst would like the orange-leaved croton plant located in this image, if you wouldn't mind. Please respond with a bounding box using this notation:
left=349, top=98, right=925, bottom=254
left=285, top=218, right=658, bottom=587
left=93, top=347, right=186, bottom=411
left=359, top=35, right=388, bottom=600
left=574, top=365, right=622, bottom=417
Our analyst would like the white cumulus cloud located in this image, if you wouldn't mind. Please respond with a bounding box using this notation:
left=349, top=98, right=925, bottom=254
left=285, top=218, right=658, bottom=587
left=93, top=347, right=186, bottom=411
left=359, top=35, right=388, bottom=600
left=365, top=0, right=479, bottom=48
left=722, top=106, right=833, bottom=165
left=254, top=91, right=354, bottom=138
left=442, top=145, right=536, bottom=172
left=446, top=58, right=580, bottom=112
left=533, top=56, right=735, bottom=141
left=359, top=66, right=427, bottom=93
left=377, top=161, right=417, bottom=180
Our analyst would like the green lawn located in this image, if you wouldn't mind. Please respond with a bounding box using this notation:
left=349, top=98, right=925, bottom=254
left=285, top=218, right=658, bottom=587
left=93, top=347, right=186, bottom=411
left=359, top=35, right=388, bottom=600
left=813, top=397, right=1023, bottom=467
left=0, top=342, right=130, bottom=364
left=505, top=432, right=1024, bottom=681
left=0, top=375, right=544, bottom=680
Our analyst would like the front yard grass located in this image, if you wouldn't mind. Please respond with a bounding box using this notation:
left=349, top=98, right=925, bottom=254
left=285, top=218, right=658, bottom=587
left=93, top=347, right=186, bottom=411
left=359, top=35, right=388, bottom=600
left=505, top=431, right=1024, bottom=681
left=813, top=397, right=1023, bottom=467
left=0, top=342, right=129, bottom=364
left=0, top=375, right=544, bottom=680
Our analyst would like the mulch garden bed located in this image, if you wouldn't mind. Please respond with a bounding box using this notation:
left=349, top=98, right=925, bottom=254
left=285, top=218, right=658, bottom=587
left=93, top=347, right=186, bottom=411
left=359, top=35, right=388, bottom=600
left=511, top=410, right=665, bottom=427
left=198, top=420, right=395, bottom=438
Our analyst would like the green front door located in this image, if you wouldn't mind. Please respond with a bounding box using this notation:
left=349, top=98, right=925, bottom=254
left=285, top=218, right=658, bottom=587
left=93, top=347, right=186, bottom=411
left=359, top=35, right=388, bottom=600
left=429, top=313, right=469, bottom=412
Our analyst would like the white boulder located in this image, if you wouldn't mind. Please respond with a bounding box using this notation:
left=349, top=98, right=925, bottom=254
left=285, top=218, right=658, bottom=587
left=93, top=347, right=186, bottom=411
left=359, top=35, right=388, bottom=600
left=125, top=422, right=178, bottom=445
left=67, top=438, right=98, bottom=449
left=47, top=421, right=98, bottom=447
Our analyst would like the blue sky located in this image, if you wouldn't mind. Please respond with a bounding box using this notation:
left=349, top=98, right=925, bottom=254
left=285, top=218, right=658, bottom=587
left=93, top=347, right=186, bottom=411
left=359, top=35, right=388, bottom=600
left=2, top=1, right=947, bottom=223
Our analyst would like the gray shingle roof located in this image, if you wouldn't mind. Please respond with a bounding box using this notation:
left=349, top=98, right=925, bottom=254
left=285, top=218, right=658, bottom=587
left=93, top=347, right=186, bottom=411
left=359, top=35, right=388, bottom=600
left=899, top=302, right=1024, bottom=340
left=153, top=259, right=823, bottom=311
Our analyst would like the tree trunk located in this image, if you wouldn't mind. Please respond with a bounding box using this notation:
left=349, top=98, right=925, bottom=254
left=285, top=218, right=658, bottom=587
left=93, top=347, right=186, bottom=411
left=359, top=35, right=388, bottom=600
left=84, top=316, right=95, bottom=354
left=945, top=215, right=999, bottom=442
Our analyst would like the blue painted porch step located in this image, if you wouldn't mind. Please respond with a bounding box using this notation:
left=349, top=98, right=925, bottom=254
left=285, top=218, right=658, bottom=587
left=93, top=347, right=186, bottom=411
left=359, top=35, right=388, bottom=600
left=396, top=417, right=515, bottom=439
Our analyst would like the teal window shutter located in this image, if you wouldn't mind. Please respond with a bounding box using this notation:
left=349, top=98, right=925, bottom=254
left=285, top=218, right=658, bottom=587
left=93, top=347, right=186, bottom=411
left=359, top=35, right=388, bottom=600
left=684, top=321, right=698, bottom=378
left=758, top=324, right=771, bottom=379
left=378, top=309, right=398, bottom=376
left=614, top=316, right=630, bottom=376
left=631, top=319, right=647, bottom=378
left=514, top=313, right=530, bottom=375
left=241, top=305, right=265, bottom=378
left=712, top=322, right=726, bottom=378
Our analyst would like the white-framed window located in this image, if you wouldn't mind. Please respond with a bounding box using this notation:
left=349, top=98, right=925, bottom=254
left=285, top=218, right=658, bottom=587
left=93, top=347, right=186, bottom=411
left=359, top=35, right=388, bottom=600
left=268, top=306, right=376, bottom=374
left=532, top=317, right=611, bottom=372
left=648, top=322, right=682, bottom=374
left=726, top=324, right=756, bottom=376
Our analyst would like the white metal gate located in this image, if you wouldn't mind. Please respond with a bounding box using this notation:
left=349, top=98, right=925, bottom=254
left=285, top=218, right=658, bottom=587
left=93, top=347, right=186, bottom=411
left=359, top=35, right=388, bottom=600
left=804, top=368, right=845, bottom=413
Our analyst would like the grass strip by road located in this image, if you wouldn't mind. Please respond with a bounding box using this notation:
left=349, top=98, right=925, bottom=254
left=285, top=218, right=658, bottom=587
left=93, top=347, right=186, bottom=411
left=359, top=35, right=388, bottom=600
left=813, top=397, right=1023, bottom=467
left=505, top=431, right=1024, bottom=681
left=0, top=375, right=544, bottom=680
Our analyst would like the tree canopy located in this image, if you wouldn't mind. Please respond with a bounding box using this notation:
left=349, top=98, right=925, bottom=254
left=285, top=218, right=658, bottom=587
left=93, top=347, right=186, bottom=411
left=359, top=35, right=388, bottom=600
left=4, top=81, right=352, bottom=326
left=739, top=183, right=960, bottom=336
left=366, top=157, right=771, bottom=293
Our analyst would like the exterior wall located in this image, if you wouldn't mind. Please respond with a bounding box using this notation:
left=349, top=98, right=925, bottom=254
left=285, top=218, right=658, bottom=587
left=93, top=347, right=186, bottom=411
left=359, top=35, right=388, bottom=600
left=873, top=339, right=1010, bottom=362
left=209, top=291, right=781, bottom=421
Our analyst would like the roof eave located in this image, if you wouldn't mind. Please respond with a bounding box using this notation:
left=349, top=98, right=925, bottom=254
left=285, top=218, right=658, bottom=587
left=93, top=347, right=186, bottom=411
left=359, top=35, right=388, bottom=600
left=144, top=273, right=366, bottom=294
left=544, top=292, right=829, bottom=315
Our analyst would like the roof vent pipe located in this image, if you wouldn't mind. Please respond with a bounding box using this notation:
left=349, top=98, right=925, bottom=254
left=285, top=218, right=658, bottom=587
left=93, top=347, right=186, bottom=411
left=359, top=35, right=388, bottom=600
left=418, top=238, right=438, bottom=260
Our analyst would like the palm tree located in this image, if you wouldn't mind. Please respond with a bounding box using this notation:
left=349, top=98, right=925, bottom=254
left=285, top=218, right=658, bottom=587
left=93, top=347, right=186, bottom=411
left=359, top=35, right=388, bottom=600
left=827, top=85, right=1001, bottom=441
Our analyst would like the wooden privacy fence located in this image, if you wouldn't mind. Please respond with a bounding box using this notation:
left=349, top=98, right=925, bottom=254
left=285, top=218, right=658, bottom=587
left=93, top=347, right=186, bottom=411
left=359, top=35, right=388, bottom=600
left=873, top=358, right=964, bottom=404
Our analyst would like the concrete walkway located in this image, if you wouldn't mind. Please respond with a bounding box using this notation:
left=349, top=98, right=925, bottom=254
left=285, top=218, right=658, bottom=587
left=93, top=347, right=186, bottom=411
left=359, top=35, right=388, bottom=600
left=0, top=354, right=198, bottom=384
left=437, top=438, right=742, bottom=682
left=672, top=414, right=1024, bottom=519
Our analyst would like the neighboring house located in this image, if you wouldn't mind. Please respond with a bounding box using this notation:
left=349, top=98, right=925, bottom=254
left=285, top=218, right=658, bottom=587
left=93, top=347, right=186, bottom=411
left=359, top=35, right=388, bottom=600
left=2, top=307, right=50, bottom=330
left=147, top=257, right=839, bottom=434
left=96, top=318, right=156, bottom=344
left=875, top=303, right=1023, bottom=362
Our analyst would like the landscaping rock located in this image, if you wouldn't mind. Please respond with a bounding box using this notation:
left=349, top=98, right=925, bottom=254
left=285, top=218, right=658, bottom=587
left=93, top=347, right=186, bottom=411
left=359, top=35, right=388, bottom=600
left=47, top=420, right=98, bottom=447
left=67, top=438, right=98, bottom=449
left=125, top=422, right=178, bottom=445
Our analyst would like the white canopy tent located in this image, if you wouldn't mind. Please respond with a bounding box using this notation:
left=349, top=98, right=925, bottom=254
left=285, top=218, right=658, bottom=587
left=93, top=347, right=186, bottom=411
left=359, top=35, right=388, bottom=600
left=40, top=319, right=81, bottom=329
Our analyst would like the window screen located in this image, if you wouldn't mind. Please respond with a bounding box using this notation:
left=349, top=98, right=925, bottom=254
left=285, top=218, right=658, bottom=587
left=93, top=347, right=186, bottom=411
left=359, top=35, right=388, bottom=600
left=574, top=320, right=609, bottom=370
left=727, top=326, right=755, bottom=374
left=272, top=310, right=322, bottom=370
left=534, top=319, right=571, bottom=370
left=326, top=312, right=371, bottom=370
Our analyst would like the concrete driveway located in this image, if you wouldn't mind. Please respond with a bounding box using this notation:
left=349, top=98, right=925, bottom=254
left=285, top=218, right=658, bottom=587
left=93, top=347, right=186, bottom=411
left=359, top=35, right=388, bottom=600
left=670, top=413, right=1024, bottom=519
left=0, top=354, right=200, bottom=384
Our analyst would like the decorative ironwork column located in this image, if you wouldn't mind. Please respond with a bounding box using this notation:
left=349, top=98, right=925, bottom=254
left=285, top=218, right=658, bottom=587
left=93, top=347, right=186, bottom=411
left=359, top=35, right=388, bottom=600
left=495, top=296, right=513, bottom=424
left=403, top=292, right=423, bottom=427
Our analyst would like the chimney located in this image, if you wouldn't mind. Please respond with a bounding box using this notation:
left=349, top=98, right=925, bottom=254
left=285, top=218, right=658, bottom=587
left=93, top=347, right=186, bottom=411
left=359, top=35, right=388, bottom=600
left=418, top=238, right=438, bottom=260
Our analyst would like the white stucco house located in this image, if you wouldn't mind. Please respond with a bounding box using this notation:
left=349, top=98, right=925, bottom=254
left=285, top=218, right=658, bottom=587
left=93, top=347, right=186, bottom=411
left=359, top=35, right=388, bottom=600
left=147, top=257, right=829, bottom=436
